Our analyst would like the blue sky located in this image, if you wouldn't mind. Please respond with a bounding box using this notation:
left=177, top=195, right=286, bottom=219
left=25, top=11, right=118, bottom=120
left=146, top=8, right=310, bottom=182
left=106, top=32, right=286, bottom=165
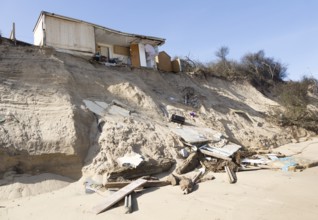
left=0, top=0, right=317, bottom=80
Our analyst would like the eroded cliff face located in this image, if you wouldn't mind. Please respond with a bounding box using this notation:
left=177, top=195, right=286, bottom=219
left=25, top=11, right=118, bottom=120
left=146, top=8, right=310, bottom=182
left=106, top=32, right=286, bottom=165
left=0, top=42, right=92, bottom=179
left=0, top=40, right=315, bottom=180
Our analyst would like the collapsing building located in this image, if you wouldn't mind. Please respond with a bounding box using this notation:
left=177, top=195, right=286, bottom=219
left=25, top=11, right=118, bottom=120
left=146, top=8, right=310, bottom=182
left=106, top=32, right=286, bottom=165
left=33, top=11, right=165, bottom=68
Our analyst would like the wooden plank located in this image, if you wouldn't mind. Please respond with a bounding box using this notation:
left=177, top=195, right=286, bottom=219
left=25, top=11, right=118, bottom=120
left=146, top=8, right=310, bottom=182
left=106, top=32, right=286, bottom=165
left=92, top=178, right=147, bottom=214
left=104, top=180, right=170, bottom=189
left=176, top=152, right=200, bottom=174
left=108, top=158, right=175, bottom=181
left=114, top=45, right=130, bottom=56
left=124, top=194, right=132, bottom=214
left=225, top=165, right=237, bottom=184
left=199, top=149, right=232, bottom=161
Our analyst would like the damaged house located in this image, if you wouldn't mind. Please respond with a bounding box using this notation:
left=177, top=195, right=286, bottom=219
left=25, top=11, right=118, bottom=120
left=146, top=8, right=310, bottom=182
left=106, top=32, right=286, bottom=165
left=33, top=11, right=165, bottom=68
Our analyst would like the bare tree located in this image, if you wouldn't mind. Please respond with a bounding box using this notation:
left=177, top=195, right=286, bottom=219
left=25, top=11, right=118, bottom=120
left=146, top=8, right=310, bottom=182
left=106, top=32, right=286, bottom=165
left=215, top=46, right=229, bottom=61
left=241, top=50, right=287, bottom=81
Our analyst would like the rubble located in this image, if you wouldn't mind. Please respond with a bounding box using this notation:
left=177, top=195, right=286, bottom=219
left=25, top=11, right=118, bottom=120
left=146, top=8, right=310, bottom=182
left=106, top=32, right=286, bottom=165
left=179, top=177, right=193, bottom=194
left=92, top=178, right=147, bottom=214
left=107, top=158, right=175, bottom=182
left=176, top=152, right=201, bottom=175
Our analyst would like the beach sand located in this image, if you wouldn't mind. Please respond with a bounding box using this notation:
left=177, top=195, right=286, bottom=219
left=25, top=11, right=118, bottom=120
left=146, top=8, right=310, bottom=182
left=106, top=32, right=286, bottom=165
left=1, top=139, right=318, bottom=220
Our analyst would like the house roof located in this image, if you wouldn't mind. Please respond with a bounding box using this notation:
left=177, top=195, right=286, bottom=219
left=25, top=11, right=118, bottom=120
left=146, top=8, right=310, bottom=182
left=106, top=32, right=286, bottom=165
left=33, top=11, right=165, bottom=46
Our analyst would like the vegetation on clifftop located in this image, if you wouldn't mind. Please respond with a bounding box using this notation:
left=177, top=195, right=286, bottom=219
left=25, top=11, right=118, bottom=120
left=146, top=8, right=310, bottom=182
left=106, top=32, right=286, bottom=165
left=181, top=47, right=318, bottom=133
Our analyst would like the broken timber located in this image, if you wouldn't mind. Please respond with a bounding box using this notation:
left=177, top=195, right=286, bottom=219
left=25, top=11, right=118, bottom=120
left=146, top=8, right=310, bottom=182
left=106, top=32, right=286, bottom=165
left=225, top=165, right=237, bottom=184
left=108, top=158, right=175, bottom=181
left=104, top=180, right=170, bottom=189
left=176, top=152, right=200, bottom=174
left=124, top=194, right=132, bottom=214
left=92, top=178, right=147, bottom=214
left=199, top=149, right=232, bottom=161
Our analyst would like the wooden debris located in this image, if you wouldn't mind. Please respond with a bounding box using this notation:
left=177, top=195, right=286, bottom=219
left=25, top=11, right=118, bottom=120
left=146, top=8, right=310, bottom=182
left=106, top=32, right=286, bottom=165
left=108, top=158, right=175, bottom=181
left=124, top=194, right=132, bottom=214
left=167, top=174, right=180, bottom=186
left=238, top=166, right=262, bottom=171
left=104, top=180, right=171, bottom=189
left=196, top=173, right=215, bottom=183
left=92, top=178, right=147, bottom=214
left=176, top=152, right=200, bottom=174
left=199, top=148, right=232, bottom=161
left=180, top=177, right=193, bottom=194
left=225, top=165, right=237, bottom=184
left=192, top=170, right=203, bottom=184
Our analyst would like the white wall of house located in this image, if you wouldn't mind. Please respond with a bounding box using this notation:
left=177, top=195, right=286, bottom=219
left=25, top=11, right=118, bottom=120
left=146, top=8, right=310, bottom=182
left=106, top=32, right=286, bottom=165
left=44, top=16, right=95, bottom=53
left=34, top=16, right=44, bottom=46
left=138, top=43, right=147, bottom=67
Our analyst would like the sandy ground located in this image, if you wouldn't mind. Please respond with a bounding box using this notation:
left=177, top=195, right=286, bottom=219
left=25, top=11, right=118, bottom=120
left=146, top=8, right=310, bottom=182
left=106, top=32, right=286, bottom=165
left=1, top=138, right=317, bottom=220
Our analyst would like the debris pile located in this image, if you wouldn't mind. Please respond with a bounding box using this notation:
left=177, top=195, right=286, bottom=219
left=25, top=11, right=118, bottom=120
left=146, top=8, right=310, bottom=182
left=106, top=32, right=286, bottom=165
left=83, top=114, right=316, bottom=215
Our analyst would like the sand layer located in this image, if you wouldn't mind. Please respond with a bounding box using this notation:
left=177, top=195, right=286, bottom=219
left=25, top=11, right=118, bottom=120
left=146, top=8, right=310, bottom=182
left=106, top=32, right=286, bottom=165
left=1, top=139, right=318, bottom=220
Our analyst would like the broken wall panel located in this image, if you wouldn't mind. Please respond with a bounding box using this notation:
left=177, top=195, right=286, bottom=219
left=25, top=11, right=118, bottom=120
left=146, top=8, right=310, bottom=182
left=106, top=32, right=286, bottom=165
left=172, top=59, right=181, bottom=73
left=157, top=51, right=172, bottom=72
left=114, top=45, right=130, bottom=56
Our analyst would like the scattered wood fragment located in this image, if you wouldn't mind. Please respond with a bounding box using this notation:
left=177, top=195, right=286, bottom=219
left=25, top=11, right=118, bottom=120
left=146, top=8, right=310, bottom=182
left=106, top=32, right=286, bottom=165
left=104, top=180, right=171, bottom=189
left=124, top=194, right=132, bottom=214
left=196, top=173, right=215, bottom=183
left=108, top=158, right=175, bottom=181
left=199, top=149, right=232, bottom=161
left=225, top=165, right=237, bottom=184
left=192, top=170, right=203, bottom=184
left=180, top=177, right=193, bottom=194
left=92, top=178, right=147, bottom=214
left=176, top=152, right=200, bottom=174
left=167, top=174, right=180, bottom=186
left=238, top=166, right=262, bottom=171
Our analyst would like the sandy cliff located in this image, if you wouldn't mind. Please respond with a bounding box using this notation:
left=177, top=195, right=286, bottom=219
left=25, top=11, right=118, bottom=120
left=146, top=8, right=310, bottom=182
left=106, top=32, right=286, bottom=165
left=0, top=39, right=315, bottom=182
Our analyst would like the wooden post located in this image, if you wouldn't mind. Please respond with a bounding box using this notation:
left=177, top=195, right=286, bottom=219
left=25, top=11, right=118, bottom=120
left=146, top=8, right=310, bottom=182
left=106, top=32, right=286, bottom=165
left=124, top=194, right=132, bottom=214
left=225, top=165, right=237, bottom=184
left=10, top=22, right=16, bottom=45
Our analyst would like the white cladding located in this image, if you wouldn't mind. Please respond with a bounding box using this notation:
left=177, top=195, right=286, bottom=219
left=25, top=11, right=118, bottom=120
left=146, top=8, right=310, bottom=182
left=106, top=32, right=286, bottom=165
left=138, top=43, right=147, bottom=67
left=34, top=16, right=44, bottom=46
left=42, top=16, right=95, bottom=53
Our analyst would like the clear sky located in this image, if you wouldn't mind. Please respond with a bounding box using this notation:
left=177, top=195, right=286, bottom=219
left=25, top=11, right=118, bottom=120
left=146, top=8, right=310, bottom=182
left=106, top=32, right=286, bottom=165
left=0, top=0, right=317, bottom=80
